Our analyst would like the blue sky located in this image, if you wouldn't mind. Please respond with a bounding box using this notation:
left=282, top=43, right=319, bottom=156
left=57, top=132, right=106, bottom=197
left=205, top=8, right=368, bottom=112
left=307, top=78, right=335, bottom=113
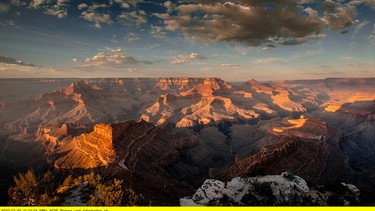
left=0, top=0, right=374, bottom=81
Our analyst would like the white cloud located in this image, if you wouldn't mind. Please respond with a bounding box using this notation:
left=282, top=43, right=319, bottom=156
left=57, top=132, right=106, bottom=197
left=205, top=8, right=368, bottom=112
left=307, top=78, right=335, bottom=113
left=114, top=0, right=129, bottom=8
left=170, top=53, right=208, bottom=64
left=86, top=3, right=108, bottom=12
left=78, top=3, right=112, bottom=28
left=29, top=0, right=46, bottom=8
left=164, top=1, right=174, bottom=12
left=114, top=0, right=143, bottom=7
left=81, top=11, right=112, bottom=28
left=80, top=49, right=139, bottom=68
left=27, top=0, right=70, bottom=18
left=77, top=3, right=88, bottom=10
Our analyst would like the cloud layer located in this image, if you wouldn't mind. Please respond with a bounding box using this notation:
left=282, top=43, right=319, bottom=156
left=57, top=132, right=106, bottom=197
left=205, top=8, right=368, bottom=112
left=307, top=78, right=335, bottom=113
left=157, top=0, right=364, bottom=46
left=0, top=55, right=38, bottom=67
left=6, top=0, right=374, bottom=47
left=170, top=53, right=208, bottom=64
left=76, top=49, right=139, bottom=69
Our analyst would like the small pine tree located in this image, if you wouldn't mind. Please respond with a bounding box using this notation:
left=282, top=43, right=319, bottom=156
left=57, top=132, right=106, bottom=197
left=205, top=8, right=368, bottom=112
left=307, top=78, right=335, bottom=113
left=62, top=175, right=73, bottom=187
left=88, top=178, right=123, bottom=206
left=88, top=178, right=149, bottom=206
left=8, top=169, right=59, bottom=206
left=8, top=170, right=38, bottom=206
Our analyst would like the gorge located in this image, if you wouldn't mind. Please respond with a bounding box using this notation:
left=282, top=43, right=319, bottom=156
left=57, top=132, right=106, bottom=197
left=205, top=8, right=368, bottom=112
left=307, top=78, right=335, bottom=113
left=0, top=77, right=375, bottom=205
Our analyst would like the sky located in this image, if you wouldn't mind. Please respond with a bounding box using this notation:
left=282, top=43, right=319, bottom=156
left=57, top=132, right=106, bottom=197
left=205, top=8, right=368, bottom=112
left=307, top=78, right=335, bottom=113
left=0, top=0, right=374, bottom=81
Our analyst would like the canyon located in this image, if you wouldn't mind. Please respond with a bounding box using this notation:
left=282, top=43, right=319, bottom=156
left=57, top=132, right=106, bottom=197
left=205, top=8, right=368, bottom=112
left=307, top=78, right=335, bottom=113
left=0, top=77, right=375, bottom=205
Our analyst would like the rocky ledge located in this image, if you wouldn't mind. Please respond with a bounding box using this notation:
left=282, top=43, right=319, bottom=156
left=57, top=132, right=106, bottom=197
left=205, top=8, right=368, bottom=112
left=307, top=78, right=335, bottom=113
left=181, top=172, right=360, bottom=206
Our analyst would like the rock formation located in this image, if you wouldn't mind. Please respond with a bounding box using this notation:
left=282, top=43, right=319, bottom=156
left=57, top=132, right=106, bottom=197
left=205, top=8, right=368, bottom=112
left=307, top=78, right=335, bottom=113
left=209, top=117, right=351, bottom=184
left=1, top=77, right=375, bottom=205
left=181, top=172, right=360, bottom=206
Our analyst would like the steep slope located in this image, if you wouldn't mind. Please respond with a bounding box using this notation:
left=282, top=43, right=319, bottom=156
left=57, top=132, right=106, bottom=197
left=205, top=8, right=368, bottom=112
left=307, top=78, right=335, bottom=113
left=209, top=117, right=350, bottom=184
left=40, top=120, right=193, bottom=205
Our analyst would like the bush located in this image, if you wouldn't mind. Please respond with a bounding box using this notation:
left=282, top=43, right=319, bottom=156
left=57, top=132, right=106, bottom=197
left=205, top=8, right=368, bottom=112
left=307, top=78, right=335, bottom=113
left=8, top=170, right=59, bottom=206
left=88, top=178, right=149, bottom=206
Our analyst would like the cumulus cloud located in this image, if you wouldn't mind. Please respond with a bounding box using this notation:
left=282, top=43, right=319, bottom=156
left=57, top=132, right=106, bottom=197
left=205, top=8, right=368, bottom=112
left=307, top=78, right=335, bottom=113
left=29, top=0, right=46, bottom=8
left=81, top=49, right=139, bottom=68
left=170, top=53, right=208, bottom=64
left=322, top=0, right=357, bottom=30
left=45, top=0, right=70, bottom=18
left=81, top=12, right=112, bottom=28
left=164, top=1, right=175, bottom=12
left=159, top=1, right=324, bottom=46
left=77, top=3, right=88, bottom=10
left=118, top=10, right=147, bottom=27
left=156, top=0, right=366, bottom=47
left=79, top=3, right=113, bottom=28
left=27, top=0, right=70, bottom=18
left=114, top=0, right=143, bottom=8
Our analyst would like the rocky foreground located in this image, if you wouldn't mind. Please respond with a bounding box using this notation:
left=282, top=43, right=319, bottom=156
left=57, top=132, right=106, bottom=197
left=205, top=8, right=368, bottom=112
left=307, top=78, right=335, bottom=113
left=181, top=172, right=360, bottom=206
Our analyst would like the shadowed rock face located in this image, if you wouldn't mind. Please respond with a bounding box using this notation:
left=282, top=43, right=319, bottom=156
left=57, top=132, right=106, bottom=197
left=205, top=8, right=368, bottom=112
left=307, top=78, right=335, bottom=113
left=51, top=120, right=179, bottom=169
left=209, top=117, right=350, bottom=184
left=45, top=119, right=192, bottom=205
